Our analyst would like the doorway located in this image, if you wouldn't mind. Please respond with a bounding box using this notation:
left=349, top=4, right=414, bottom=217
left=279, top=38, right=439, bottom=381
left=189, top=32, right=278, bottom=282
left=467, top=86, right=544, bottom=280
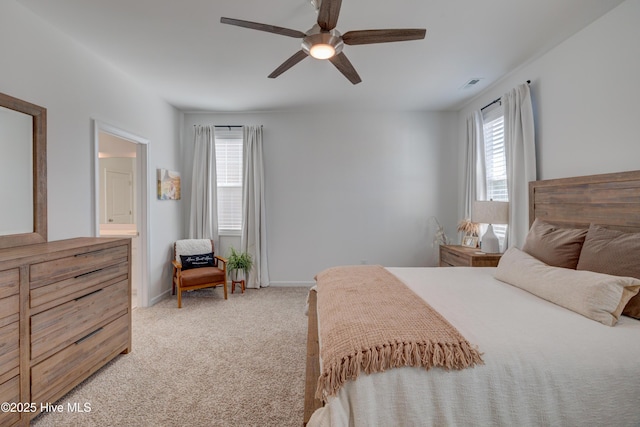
left=93, top=120, right=150, bottom=308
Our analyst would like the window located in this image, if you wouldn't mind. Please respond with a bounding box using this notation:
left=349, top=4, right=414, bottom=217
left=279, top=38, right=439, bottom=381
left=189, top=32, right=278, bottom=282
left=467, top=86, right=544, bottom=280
left=482, top=104, right=507, bottom=242
left=215, top=128, right=243, bottom=233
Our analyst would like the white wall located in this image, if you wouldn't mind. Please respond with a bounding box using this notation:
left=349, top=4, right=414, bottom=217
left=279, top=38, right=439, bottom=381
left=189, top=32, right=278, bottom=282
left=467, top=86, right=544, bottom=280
left=0, top=2, right=184, bottom=304
left=183, top=110, right=458, bottom=285
left=457, top=0, right=640, bottom=240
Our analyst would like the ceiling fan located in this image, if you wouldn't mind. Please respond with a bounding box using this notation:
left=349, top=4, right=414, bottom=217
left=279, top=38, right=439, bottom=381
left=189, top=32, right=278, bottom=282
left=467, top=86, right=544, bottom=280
left=220, top=0, right=426, bottom=84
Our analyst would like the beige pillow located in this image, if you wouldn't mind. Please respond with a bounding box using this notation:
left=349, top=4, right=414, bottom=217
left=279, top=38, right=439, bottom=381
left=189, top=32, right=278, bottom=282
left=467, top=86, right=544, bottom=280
left=522, top=218, right=587, bottom=269
left=577, top=224, right=640, bottom=319
left=495, top=247, right=640, bottom=326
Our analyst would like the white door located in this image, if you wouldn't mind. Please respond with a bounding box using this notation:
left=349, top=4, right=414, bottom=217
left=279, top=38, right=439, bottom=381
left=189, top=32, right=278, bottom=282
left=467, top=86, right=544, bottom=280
left=105, top=169, right=133, bottom=224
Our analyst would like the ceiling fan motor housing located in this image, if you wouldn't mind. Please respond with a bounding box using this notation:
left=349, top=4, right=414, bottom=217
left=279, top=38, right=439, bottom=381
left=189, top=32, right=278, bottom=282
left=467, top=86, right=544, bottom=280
left=302, top=25, right=344, bottom=59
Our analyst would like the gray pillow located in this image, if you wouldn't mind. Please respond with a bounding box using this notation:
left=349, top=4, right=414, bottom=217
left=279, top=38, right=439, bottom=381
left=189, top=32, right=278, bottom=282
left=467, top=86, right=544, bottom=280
left=577, top=224, right=640, bottom=319
left=522, top=218, right=587, bottom=269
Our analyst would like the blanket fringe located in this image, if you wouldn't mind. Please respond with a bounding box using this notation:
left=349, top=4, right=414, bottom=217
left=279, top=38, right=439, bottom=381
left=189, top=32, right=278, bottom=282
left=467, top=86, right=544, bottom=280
left=315, top=340, right=483, bottom=400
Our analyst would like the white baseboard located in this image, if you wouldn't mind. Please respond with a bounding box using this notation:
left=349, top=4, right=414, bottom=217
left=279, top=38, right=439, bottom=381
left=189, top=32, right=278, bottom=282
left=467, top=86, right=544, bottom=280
left=269, top=281, right=315, bottom=287
left=150, top=289, right=172, bottom=306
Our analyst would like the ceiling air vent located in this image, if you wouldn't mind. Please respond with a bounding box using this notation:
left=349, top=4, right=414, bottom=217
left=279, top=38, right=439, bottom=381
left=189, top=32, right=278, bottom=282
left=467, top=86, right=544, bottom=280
left=461, top=78, right=482, bottom=89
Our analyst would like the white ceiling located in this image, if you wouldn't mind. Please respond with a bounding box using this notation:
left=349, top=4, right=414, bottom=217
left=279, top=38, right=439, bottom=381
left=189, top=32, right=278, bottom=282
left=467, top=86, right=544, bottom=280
left=17, top=0, right=624, bottom=112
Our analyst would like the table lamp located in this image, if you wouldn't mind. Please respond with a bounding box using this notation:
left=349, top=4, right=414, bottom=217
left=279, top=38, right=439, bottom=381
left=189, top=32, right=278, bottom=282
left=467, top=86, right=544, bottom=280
left=472, top=200, right=509, bottom=253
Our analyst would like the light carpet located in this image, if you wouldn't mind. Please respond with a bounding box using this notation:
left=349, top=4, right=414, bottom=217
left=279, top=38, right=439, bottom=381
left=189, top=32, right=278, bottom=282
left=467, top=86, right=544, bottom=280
left=31, top=286, right=310, bottom=427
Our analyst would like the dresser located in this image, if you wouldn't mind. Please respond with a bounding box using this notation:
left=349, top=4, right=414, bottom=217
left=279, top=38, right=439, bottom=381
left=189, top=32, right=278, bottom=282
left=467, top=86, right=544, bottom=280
left=439, top=244, right=502, bottom=267
left=0, top=237, right=131, bottom=426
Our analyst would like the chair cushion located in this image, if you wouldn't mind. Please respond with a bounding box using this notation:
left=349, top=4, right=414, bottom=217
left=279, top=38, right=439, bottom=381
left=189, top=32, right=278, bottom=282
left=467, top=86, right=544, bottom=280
left=179, top=266, right=225, bottom=288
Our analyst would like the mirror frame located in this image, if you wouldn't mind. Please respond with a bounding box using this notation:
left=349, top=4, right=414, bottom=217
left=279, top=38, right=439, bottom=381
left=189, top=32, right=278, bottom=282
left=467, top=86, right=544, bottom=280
left=0, top=92, right=47, bottom=249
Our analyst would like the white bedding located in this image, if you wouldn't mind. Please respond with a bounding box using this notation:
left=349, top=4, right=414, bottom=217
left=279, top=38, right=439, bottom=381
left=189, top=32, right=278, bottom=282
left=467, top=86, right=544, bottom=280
left=308, top=266, right=640, bottom=427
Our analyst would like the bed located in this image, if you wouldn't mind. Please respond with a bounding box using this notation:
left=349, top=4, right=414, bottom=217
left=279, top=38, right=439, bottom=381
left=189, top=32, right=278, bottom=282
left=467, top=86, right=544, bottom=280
left=303, top=170, right=640, bottom=427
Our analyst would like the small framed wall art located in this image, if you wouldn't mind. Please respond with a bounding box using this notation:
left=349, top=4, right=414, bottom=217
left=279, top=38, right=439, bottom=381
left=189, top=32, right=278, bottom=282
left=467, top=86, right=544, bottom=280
left=157, top=168, right=181, bottom=200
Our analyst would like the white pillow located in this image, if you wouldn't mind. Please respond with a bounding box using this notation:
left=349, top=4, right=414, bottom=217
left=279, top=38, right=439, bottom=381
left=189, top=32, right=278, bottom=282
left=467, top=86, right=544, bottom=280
left=495, top=247, right=640, bottom=326
left=175, top=239, right=213, bottom=261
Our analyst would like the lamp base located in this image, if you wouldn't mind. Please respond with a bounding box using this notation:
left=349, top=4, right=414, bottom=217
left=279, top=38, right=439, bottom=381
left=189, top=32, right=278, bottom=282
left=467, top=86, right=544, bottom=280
left=481, top=224, right=501, bottom=253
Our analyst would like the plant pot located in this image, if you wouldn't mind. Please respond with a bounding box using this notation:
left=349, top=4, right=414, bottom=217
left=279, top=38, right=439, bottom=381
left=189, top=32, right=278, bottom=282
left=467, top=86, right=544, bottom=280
left=231, top=269, right=250, bottom=283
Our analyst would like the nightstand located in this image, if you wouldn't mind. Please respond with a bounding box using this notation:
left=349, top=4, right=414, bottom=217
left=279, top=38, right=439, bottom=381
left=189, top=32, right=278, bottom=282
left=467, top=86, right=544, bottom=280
left=439, top=245, right=502, bottom=267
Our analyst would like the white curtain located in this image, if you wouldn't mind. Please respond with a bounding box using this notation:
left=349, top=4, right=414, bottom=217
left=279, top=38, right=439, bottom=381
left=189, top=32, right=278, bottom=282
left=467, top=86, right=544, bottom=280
left=241, top=125, right=269, bottom=288
left=463, top=111, right=486, bottom=222
left=189, top=125, right=219, bottom=248
left=502, top=83, right=536, bottom=249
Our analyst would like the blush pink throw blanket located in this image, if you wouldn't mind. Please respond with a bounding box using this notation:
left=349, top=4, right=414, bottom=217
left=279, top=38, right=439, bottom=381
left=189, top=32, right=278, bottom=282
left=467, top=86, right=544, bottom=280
left=314, top=265, right=483, bottom=400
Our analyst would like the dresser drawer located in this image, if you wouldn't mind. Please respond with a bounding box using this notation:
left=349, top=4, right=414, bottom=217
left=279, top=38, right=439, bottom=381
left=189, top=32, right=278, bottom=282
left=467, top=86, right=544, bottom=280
left=30, top=262, right=128, bottom=313
left=31, top=279, right=129, bottom=363
left=0, top=269, right=19, bottom=329
left=0, top=376, right=21, bottom=426
left=0, top=295, right=19, bottom=329
left=439, top=245, right=502, bottom=267
left=440, top=247, right=469, bottom=266
left=0, top=269, right=19, bottom=300
left=0, top=321, right=19, bottom=381
left=30, top=244, right=129, bottom=289
left=31, top=314, right=129, bottom=404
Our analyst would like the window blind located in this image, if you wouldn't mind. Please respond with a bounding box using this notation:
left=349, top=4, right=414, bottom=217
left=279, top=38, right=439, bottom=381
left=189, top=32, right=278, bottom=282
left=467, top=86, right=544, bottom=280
left=215, top=128, right=243, bottom=232
left=482, top=105, right=507, bottom=242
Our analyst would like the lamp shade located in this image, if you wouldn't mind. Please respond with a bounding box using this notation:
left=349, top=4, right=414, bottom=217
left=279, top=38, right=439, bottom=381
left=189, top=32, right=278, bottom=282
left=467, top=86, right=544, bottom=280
left=472, top=201, right=509, bottom=225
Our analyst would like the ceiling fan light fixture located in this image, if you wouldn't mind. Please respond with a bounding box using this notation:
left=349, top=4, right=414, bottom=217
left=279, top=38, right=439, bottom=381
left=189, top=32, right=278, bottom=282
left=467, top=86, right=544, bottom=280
left=302, top=29, right=343, bottom=59
left=309, top=43, right=335, bottom=59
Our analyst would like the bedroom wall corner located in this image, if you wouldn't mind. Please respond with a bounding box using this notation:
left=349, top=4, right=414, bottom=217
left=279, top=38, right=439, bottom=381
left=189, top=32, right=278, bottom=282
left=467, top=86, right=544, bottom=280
left=455, top=0, right=639, bottom=245
left=1, top=1, right=184, bottom=306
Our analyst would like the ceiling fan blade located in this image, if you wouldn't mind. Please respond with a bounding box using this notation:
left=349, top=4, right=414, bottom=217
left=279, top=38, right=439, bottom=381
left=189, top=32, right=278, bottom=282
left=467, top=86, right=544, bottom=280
left=343, top=29, right=426, bottom=45
left=329, top=52, right=362, bottom=85
left=317, top=0, right=342, bottom=31
left=220, top=17, right=306, bottom=38
left=268, top=50, right=308, bottom=79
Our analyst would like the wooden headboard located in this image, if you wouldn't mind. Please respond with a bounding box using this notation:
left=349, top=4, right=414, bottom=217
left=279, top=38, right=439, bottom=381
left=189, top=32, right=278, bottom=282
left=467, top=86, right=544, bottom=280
left=529, top=170, right=640, bottom=233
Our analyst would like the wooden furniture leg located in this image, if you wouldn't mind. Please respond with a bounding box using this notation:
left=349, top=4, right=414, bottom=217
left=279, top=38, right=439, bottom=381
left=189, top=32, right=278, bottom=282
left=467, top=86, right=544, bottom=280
left=231, top=279, right=245, bottom=294
left=303, top=290, right=322, bottom=425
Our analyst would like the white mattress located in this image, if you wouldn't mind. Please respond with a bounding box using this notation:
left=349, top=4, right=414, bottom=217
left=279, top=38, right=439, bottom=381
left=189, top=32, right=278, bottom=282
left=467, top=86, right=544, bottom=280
left=308, top=266, right=640, bottom=427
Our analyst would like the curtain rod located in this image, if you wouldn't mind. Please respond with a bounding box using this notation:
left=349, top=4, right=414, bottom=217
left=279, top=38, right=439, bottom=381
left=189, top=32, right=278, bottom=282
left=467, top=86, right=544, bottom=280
left=480, top=80, right=531, bottom=111
left=192, top=125, right=243, bottom=129
left=211, top=125, right=263, bottom=129
left=193, top=125, right=264, bottom=132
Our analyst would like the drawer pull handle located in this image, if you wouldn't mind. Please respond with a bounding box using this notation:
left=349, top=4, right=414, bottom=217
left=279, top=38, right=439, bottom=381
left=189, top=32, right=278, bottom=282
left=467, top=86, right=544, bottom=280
left=74, top=268, right=104, bottom=279
left=74, top=289, right=103, bottom=301
left=75, top=327, right=103, bottom=345
left=73, top=249, right=104, bottom=257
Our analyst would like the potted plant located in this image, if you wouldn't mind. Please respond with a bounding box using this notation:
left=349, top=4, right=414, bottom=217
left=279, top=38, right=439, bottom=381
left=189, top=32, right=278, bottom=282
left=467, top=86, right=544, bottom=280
left=227, top=247, right=253, bottom=283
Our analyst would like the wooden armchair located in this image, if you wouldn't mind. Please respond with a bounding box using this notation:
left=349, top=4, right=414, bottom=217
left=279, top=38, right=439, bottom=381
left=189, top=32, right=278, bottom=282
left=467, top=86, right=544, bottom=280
left=172, top=239, right=227, bottom=308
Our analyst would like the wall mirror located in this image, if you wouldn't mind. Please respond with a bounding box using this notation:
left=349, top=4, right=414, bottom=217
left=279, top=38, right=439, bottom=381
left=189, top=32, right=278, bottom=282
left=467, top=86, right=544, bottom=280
left=0, top=92, right=47, bottom=249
